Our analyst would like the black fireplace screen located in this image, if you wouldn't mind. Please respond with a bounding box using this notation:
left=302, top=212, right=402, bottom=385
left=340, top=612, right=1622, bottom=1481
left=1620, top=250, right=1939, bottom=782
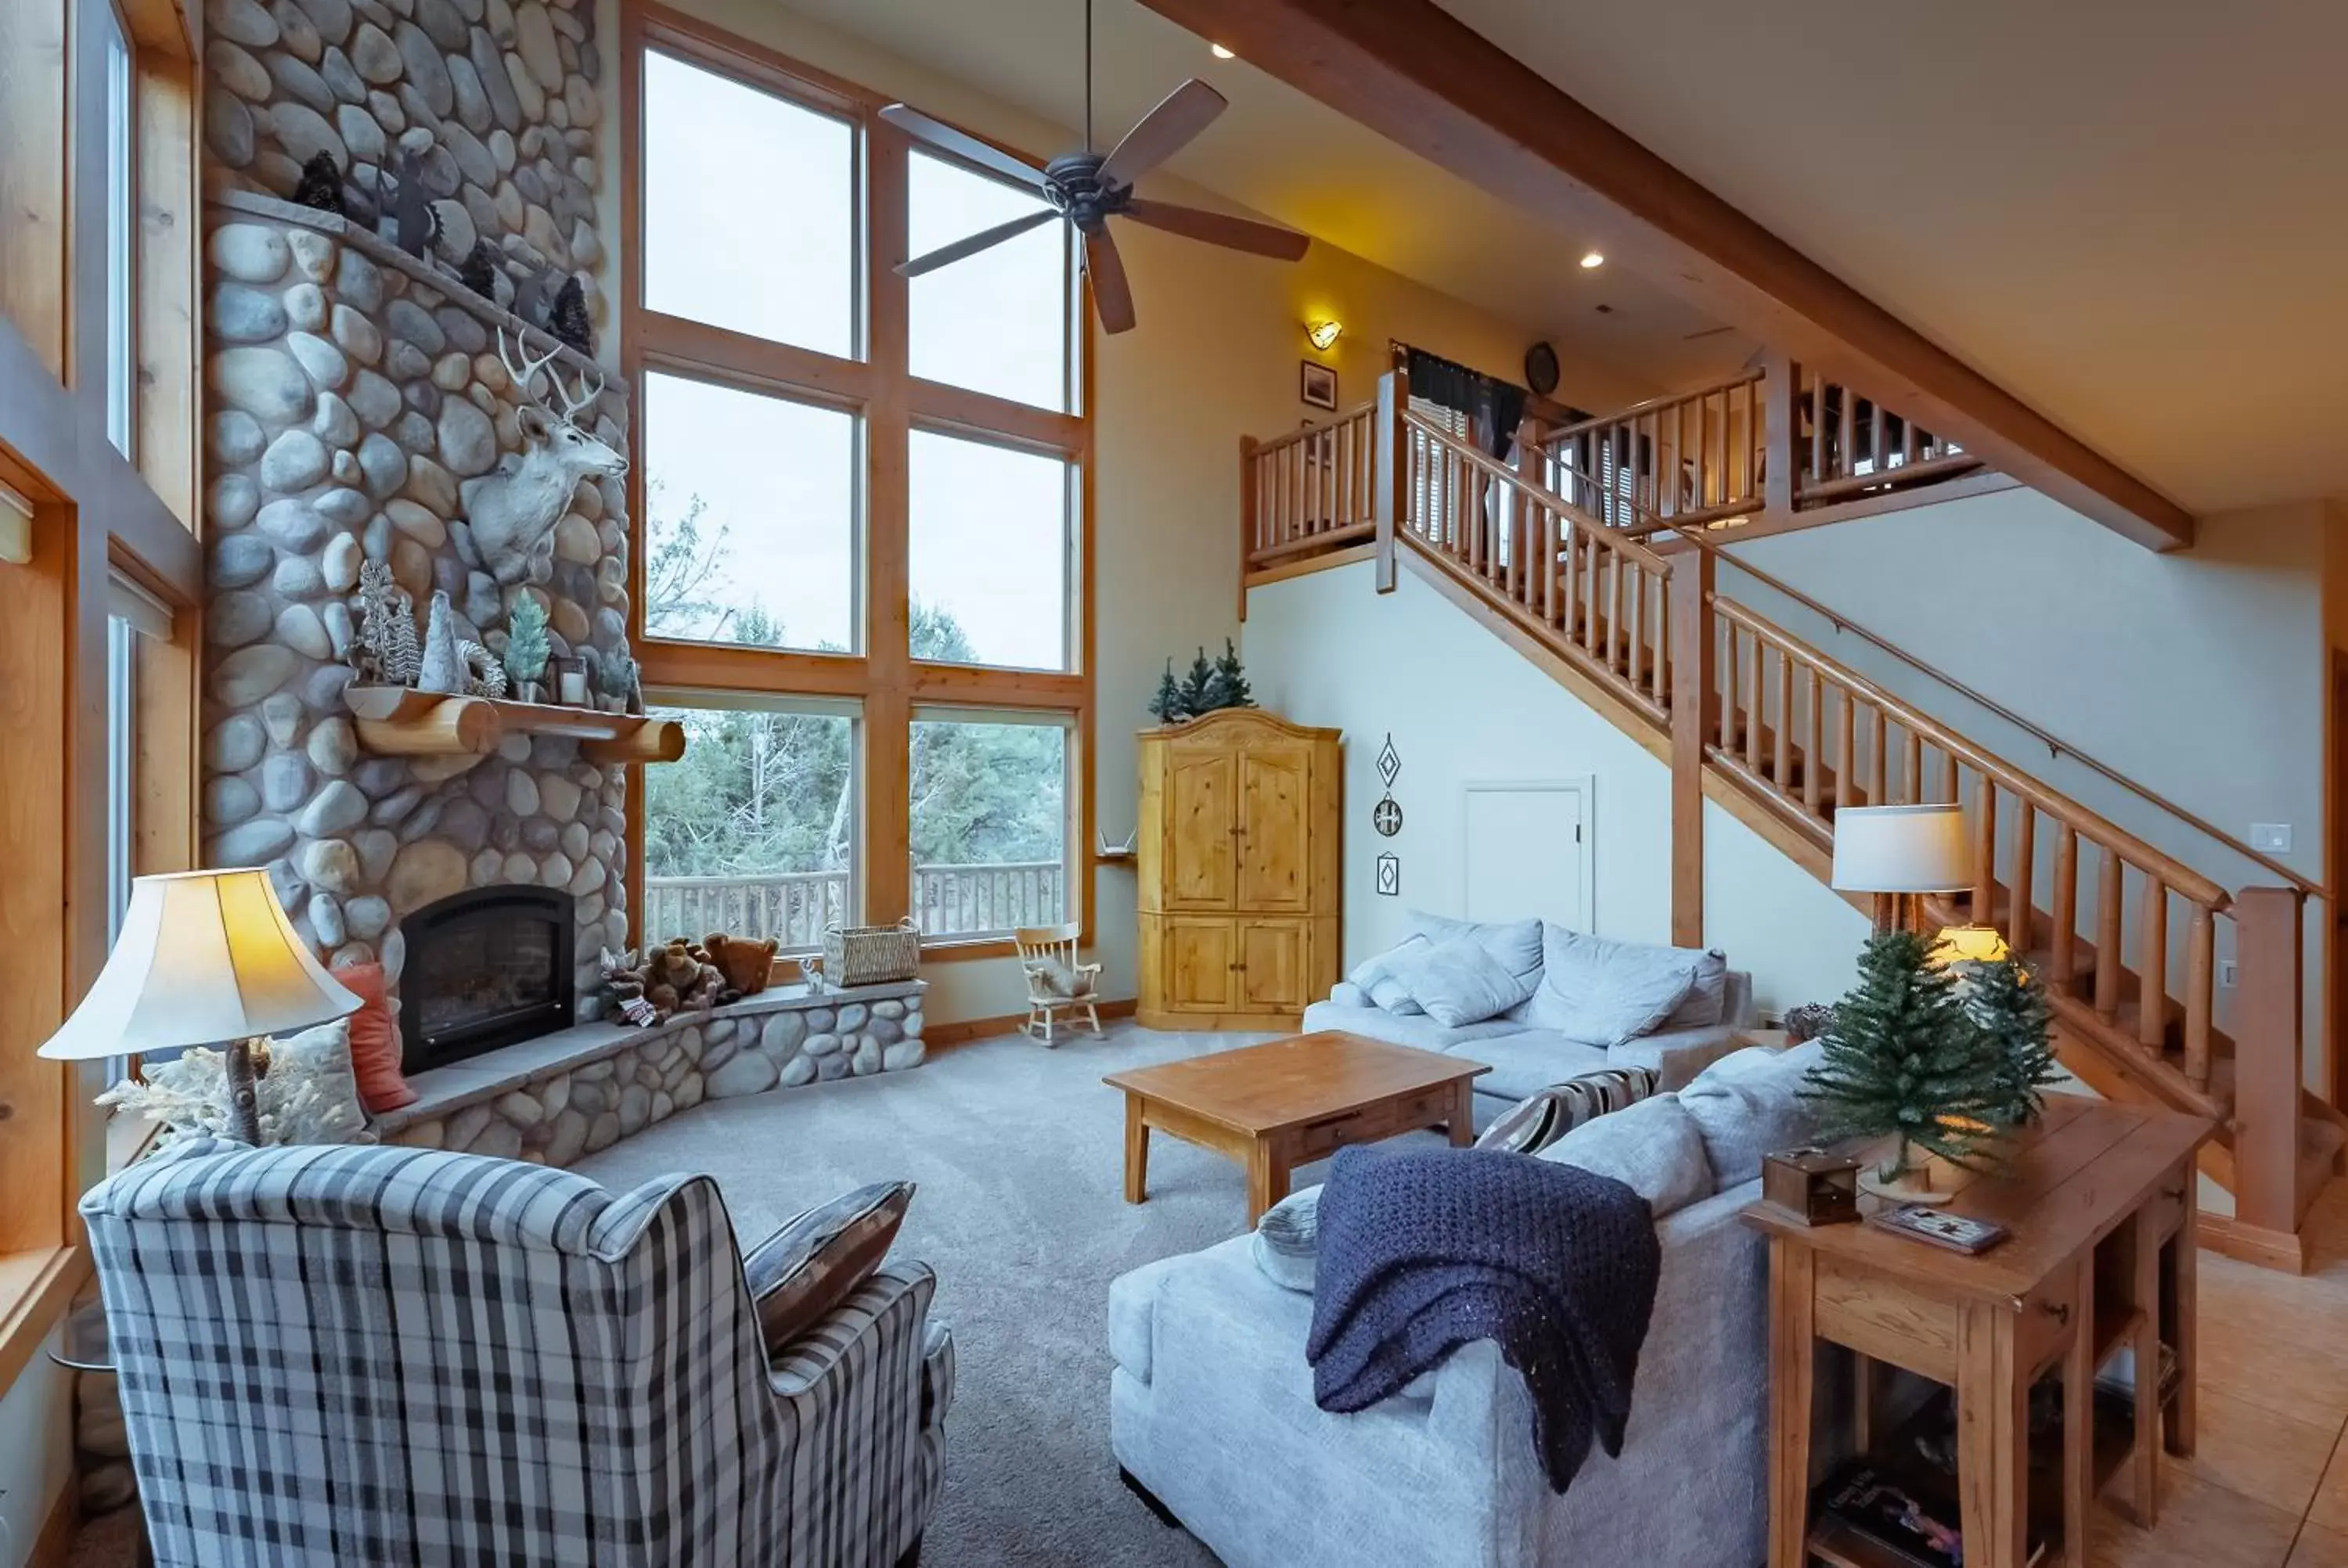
left=399, top=886, right=576, bottom=1074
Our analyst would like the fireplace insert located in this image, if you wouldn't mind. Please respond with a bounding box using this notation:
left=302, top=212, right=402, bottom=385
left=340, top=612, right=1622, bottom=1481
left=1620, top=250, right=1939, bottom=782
left=398, top=886, right=576, bottom=1074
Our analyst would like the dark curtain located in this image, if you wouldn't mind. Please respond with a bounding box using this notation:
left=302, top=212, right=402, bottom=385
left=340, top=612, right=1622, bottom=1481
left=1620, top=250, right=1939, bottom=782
left=1404, top=347, right=1528, bottom=460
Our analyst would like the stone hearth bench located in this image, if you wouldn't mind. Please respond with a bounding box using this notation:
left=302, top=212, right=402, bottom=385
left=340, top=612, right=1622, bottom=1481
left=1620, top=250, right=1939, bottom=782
left=374, top=980, right=927, bottom=1167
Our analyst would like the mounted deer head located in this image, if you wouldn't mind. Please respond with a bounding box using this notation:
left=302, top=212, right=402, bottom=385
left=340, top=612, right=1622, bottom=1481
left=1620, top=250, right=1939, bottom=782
left=462, top=327, right=629, bottom=586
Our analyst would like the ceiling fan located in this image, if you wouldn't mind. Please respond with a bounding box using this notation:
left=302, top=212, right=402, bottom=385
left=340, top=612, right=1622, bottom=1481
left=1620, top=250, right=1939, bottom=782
left=879, top=4, right=1310, bottom=334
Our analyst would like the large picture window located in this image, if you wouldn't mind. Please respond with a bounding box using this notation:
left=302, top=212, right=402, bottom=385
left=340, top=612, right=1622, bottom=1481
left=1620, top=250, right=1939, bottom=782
left=641, top=372, right=860, bottom=653
left=643, top=697, right=859, bottom=952
left=627, top=13, right=1089, bottom=964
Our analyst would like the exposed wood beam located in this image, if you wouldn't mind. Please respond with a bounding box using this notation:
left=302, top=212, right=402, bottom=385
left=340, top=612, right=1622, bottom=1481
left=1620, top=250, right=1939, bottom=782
left=1135, top=0, right=2195, bottom=553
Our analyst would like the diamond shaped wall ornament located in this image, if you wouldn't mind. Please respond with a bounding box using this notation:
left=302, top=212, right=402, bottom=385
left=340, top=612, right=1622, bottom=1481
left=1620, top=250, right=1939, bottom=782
left=1375, top=733, right=1401, bottom=788
left=1374, top=852, right=1401, bottom=897
left=1372, top=795, right=1403, bottom=837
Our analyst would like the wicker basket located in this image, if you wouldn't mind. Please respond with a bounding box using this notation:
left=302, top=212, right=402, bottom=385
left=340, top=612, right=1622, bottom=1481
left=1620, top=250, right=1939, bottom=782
left=808, top=918, right=920, bottom=990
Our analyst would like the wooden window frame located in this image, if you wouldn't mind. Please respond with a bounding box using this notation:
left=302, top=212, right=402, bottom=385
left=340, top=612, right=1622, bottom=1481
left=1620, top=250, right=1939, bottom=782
left=0, top=0, right=199, bottom=1390
left=621, top=2, right=1096, bottom=962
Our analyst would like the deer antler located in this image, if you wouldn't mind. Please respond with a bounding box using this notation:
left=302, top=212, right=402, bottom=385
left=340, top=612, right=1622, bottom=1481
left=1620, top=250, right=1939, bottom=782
left=551, top=364, right=604, bottom=425
left=497, top=325, right=565, bottom=410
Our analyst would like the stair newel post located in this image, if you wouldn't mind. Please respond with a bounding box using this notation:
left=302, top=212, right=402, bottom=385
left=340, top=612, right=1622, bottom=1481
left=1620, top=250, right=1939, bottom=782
left=1373, top=369, right=1406, bottom=595
left=2232, top=886, right=2305, bottom=1241
left=1763, top=351, right=1798, bottom=519
left=1669, top=548, right=1716, bottom=948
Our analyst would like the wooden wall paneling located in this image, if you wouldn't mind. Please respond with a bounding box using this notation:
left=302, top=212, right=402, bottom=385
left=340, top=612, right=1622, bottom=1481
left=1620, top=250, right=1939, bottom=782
left=862, top=113, right=913, bottom=927
left=618, top=7, right=650, bottom=951
left=135, top=51, right=197, bottom=527
left=0, top=0, right=70, bottom=378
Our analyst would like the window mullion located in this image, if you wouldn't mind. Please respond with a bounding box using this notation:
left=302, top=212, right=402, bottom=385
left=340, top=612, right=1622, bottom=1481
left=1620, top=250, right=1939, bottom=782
left=862, top=115, right=913, bottom=928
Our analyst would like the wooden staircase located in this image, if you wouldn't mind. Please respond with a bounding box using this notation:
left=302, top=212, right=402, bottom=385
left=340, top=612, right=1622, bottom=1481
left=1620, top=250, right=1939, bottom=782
left=1242, top=367, right=2342, bottom=1271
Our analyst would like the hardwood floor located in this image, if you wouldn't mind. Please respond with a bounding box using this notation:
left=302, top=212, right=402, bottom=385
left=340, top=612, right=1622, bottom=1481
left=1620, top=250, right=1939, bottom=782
left=2097, top=1181, right=2348, bottom=1566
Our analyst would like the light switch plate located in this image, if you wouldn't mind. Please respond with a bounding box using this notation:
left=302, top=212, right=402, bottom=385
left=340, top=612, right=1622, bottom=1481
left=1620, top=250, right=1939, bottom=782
left=2219, top=959, right=2240, bottom=989
left=2251, top=823, right=2293, bottom=853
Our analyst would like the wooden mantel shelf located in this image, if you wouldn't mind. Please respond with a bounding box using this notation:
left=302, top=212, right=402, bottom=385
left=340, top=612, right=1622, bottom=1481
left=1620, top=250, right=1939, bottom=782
left=344, top=686, right=686, bottom=764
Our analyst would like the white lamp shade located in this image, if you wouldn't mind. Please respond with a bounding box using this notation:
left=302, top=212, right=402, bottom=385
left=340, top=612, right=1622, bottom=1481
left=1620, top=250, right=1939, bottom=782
left=1831, top=804, right=1971, bottom=894
left=38, top=868, right=362, bottom=1061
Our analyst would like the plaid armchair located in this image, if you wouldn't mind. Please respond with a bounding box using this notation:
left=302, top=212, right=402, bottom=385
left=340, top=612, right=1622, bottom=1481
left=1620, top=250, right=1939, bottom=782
left=82, top=1139, right=952, bottom=1567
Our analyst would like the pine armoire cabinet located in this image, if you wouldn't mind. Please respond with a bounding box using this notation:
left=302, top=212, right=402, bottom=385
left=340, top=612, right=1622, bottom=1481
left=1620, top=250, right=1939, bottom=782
left=1136, top=710, right=1342, bottom=1031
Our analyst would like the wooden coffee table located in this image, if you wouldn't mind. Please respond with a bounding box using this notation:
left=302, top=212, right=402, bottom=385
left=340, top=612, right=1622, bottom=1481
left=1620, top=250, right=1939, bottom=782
left=1104, top=1031, right=1489, bottom=1225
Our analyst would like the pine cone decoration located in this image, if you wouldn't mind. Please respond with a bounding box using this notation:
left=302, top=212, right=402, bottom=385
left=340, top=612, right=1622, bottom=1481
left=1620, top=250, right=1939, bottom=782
left=291, top=152, right=345, bottom=215
left=549, top=276, right=592, bottom=356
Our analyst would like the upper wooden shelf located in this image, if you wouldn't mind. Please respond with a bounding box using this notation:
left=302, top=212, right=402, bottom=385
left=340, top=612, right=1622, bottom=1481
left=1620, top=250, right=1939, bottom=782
left=343, top=687, right=686, bottom=764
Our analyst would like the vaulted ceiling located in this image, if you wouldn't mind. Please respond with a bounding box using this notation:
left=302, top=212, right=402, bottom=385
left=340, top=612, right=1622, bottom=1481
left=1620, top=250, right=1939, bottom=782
left=772, top=0, right=2348, bottom=515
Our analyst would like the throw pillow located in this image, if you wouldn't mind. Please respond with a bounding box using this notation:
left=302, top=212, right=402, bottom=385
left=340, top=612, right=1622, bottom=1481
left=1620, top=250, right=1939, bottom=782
left=1031, top=958, right=1095, bottom=998
left=335, top=962, right=414, bottom=1113
left=1251, top=1184, right=1320, bottom=1293
left=1409, top=912, right=1544, bottom=989
left=744, top=1181, right=915, bottom=1354
left=1525, top=927, right=1701, bottom=1046
left=1348, top=934, right=1431, bottom=1014
left=1675, top=1041, right=1827, bottom=1190
left=1381, top=935, right=1537, bottom=1027
left=268, top=1019, right=373, bottom=1145
left=1536, top=1094, right=1712, bottom=1218
left=1661, top=948, right=1732, bottom=1031
left=1475, top=1065, right=1661, bottom=1155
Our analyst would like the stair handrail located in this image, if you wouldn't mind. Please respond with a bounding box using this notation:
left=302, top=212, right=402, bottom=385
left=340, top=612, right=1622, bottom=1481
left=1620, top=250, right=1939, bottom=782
left=1539, top=366, right=1766, bottom=444
left=1674, top=534, right=2325, bottom=902
left=1403, top=409, right=1675, bottom=577
left=1709, top=593, right=2231, bottom=913
left=1256, top=400, right=1377, bottom=455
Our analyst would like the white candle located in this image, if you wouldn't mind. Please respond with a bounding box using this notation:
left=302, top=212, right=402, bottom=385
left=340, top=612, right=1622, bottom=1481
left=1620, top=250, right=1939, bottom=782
left=560, top=669, right=588, bottom=705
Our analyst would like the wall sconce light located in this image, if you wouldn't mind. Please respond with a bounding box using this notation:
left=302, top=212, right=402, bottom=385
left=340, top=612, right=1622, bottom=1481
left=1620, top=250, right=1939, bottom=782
left=1306, top=319, right=1343, bottom=351
left=0, top=481, right=31, bottom=566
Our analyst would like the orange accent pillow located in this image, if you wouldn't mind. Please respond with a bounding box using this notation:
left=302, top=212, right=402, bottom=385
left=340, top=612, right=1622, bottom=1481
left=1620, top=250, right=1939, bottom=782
left=337, top=962, right=414, bottom=1113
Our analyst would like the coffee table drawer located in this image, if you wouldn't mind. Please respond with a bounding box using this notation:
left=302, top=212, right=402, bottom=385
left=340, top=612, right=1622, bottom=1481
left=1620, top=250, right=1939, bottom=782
left=1294, top=1103, right=1401, bottom=1159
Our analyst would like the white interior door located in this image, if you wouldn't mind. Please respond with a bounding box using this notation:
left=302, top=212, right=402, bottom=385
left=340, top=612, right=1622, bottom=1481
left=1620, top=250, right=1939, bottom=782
left=1461, top=779, right=1594, bottom=931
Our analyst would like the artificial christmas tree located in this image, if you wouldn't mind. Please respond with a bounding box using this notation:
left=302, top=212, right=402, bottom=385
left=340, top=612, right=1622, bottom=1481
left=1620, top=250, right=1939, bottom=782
left=502, top=595, right=552, bottom=697
left=1961, top=955, right=2060, bottom=1130
left=1177, top=647, right=1218, bottom=717
left=1802, top=928, right=2010, bottom=1199
left=1205, top=638, right=1255, bottom=710
left=1147, top=660, right=1188, bottom=725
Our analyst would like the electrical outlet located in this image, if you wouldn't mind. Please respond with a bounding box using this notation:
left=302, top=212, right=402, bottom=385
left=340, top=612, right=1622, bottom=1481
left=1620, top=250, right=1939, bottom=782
left=2251, top=822, right=2293, bottom=854
left=2219, top=959, right=2240, bottom=988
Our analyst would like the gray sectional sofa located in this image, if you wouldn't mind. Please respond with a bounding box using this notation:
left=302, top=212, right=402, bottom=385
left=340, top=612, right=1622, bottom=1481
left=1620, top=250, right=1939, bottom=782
left=1301, top=915, right=1759, bottom=1127
left=1108, top=1041, right=1824, bottom=1568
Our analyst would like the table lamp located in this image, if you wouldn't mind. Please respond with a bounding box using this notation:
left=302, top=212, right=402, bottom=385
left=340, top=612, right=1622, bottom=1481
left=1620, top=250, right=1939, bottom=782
left=39, top=868, right=362, bottom=1145
left=1830, top=804, right=1969, bottom=933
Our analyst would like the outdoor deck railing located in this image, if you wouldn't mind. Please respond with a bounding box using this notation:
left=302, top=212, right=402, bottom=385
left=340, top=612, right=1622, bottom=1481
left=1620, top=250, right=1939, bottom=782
left=644, top=861, right=1065, bottom=949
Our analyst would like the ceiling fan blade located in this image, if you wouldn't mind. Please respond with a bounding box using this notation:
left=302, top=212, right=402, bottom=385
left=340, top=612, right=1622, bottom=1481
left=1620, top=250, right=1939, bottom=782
left=1122, top=198, right=1311, bottom=262
left=1084, top=231, right=1137, bottom=335
left=1097, top=79, right=1227, bottom=189
left=898, top=209, right=1061, bottom=278
left=879, top=103, right=1050, bottom=191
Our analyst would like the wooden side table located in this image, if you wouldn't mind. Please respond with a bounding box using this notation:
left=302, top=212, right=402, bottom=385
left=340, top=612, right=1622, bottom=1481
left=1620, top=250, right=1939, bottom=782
left=1744, top=1097, right=2212, bottom=1568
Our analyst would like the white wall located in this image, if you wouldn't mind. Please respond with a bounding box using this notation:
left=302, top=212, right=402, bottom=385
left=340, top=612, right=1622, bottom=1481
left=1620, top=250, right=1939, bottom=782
left=647, top=0, right=1652, bottom=1024
left=0, top=1335, right=73, bottom=1568
left=1244, top=559, right=1868, bottom=1015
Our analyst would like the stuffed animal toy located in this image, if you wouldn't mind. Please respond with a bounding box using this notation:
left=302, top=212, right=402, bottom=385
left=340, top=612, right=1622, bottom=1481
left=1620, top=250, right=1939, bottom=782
left=646, top=937, right=726, bottom=1016
left=600, top=947, right=659, bottom=1026
left=702, top=931, right=780, bottom=999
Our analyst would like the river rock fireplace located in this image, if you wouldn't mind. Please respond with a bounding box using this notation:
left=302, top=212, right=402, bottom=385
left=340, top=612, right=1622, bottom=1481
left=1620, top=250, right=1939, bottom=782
left=399, top=886, right=577, bottom=1074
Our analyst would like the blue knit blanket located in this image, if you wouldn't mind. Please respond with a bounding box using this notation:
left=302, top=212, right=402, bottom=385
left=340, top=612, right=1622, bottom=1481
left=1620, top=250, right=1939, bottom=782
left=1305, top=1145, right=1662, bottom=1494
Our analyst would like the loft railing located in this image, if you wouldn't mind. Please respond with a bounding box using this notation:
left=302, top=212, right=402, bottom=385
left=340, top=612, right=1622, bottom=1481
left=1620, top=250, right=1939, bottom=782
left=645, top=860, right=1064, bottom=949
left=1241, top=399, right=1380, bottom=569
left=1242, top=364, right=2321, bottom=1257
left=1539, top=369, right=1766, bottom=533
left=1781, top=358, right=1978, bottom=508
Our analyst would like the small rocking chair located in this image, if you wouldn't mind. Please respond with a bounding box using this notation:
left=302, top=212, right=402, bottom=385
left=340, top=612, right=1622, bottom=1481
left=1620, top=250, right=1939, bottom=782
left=1014, top=922, right=1103, bottom=1047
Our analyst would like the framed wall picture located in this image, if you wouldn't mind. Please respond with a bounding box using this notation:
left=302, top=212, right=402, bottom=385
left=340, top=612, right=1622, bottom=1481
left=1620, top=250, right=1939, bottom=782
left=1300, top=360, right=1338, bottom=411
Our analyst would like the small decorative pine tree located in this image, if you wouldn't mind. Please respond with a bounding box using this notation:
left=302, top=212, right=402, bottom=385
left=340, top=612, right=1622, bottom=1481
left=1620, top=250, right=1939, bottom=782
left=1147, top=660, right=1188, bottom=725
left=1802, top=928, right=2010, bottom=1181
left=1963, top=954, right=2061, bottom=1129
left=549, top=276, right=594, bottom=356
left=502, top=595, right=552, bottom=689
left=1177, top=647, right=1219, bottom=717
left=1208, top=637, right=1255, bottom=710
left=456, top=240, right=502, bottom=302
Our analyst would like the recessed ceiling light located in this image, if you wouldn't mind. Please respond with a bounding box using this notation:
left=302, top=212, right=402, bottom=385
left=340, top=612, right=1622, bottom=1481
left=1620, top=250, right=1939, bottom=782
left=1579, top=251, right=1604, bottom=269
left=1210, top=43, right=1235, bottom=59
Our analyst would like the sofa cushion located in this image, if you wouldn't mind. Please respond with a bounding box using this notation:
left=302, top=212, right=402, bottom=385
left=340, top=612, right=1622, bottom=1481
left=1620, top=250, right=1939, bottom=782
left=1300, top=1000, right=1525, bottom=1055
left=1381, top=936, right=1539, bottom=1027
left=1348, top=935, right=1432, bottom=1014
left=1251, top=1184, right=1320, bottom=1293
left=1411, top=911, right=1544, bottom=987
left=1536, top=1094, right=1712, bottom=1218
left=1475, top=1066, right=1660, bottom=1155
left=1676, top=1041, right=1826, bottom=1191
left=1451, top=1030, right=1612, bottom=1103
left=744, top=1180, right=914, bottom=1355
left=1525, top=928, right=1700, bottom=1046
left=1661, top=948, right=1731, bottom=1030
